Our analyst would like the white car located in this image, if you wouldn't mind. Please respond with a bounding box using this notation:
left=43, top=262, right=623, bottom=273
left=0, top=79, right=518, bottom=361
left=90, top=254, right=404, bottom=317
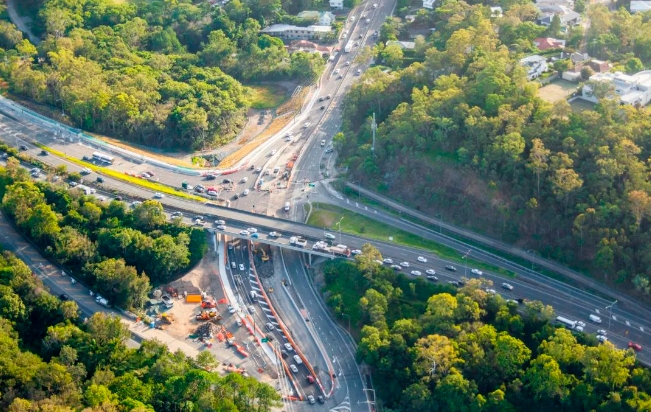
left=597, top=329, right=607, bottom=336
left=597, top=335, right=608, bottom=343
left=239, top=264, right=245, bottom=271
left=351, top=249, right=362, bottom=255
left=242, top=189, right=249, bottom=196
left=153, top=192, right=164, bottom=198
left=248, top=305, right=256, bottom=314
left=303, top=122, right=310, bottom=128
left=227, top=305, right=236, bottom=314
left=324, top=233, right=336, bottom=240
left=471, top=269, right=483, bottom=275
left=575, top=325, right=584, bottom=332
left=335, top=68, right=340, bottom=74
left=426, top=275, right=438, bottom=281
left=426, top=269, right=436, bottom=275
left=290, top=364, right=299, bottom=373
left=383, top=258, right=393, bottom=264
left=410, top=270, right=422, bottom=276
left=417, top=256, right=427, bottom=263
left=345, top=61, right=350, bottom=66
left=216, top=225, right=226, bottom=230
left=270, top=150, right=277, bottom=156
left=400, top=262, right=410, bottom=267
left=284, top=343, right=294, bottom=351
left=247, top=228, right=257, bottom=233
left=194, top=219, right=204, bottom=226
left=485, top=288, right=497, bottom=295
left=576, top=321, right=586, bottom=328
left=239, top=230, right=249, bottom=236
left=391, top=265, right=402, bottom=271
left=96, top=196, right=107, bottom=202
left=215, top=219, right=226, bottom=225
left=269, top=231, right=280, bottom=237
left=502, top=283, right=514, bottom=291
left=255, top=167, right=262, bottom=173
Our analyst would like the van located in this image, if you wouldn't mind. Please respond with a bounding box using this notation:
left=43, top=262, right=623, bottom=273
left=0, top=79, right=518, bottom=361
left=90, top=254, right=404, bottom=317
left=284, top=202, right=290, bottom=212
left=589, top=314, right=602, bottom=323
left=293, top=355, right=303, bottom=365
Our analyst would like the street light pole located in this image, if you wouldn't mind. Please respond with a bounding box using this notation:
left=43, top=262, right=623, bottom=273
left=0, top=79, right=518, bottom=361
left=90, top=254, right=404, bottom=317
left=606, top=300, right=617, bottom=331
left=336, top=216, right=344, bottom=245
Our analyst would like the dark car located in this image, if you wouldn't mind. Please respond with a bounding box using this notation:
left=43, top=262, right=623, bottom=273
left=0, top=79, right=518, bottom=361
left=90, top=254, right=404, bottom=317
left=223, top=179, right=232, bottom=184
left=233, top=194, right=239, bottom=200
left=40, top=150, right=48, bottom=156
left=96, top=176, right=104, bottom=183
left=59, top=294, right=69, bottom=301
left=317, top=396, right=325, bottom=404
left=281, top=350, right=289, bottom=358
left=320, top=105, right=326, bottom=110
left=19, top=145, right=27, bottom=151
left=114, top=196, right=122, bottom=201
left=205, top=174, right=216, bottom=180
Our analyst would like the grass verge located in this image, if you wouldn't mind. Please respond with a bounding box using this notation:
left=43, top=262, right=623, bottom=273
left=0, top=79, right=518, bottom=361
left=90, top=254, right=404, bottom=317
left=248, top=84, right=290, bottom=110
left=308, top=202, right=514, bottom=277
left=37, top=145, right=207, bottom=202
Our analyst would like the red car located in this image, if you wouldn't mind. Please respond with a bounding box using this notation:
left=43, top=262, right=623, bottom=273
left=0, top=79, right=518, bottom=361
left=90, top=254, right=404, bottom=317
left=628, top=341, right=643, bottom=351
left=307, top=375, right=315, bottom=384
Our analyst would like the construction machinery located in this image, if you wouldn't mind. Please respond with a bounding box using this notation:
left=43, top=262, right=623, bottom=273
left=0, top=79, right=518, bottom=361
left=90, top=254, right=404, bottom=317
left=196, top=310, right=222, bottom=321
left=160, top=313, right=175, bottom=324
left=261, top=248, right=269, bottom=262
left=201, top=300, right=217, bottom=309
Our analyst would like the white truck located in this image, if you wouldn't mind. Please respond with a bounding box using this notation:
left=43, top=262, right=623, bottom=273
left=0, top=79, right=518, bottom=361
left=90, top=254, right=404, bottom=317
left=344, top=42, right=352, bottom=53
left=289, top=236, right=308, bottom=248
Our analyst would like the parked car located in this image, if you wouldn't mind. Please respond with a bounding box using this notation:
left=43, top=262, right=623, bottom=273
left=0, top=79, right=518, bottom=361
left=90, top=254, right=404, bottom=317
left=307, top=395, right=315, bottom=404
left=247, top=228, right=257, bottom=233
left=227, top=305, right=236, bottom=314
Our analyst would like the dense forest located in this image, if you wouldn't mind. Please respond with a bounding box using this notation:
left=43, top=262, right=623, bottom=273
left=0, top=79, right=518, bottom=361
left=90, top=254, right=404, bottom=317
left=0, top=155, right=207, bottom=310
left=323, top=245, right=651, bottom=411
left=0, top=249, right=281, bottom=411
left=0, top=0, right=326, bottom=150
left=337, top=0, right=651, bottom=296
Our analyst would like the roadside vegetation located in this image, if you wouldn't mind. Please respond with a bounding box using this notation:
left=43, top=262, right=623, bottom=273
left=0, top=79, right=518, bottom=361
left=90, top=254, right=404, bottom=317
left=308, top=202, right=513, bottom=276
left=0, top=250, right=280, bottom=411
left=248, top=84, right=290, bottom=110
left=0, top=0, right=324, bottom=151
left=0, top=159, right=207, bottom=310
left=337, top=0, right=651, bottom=299
left=323, top=247, right=651, bottom=411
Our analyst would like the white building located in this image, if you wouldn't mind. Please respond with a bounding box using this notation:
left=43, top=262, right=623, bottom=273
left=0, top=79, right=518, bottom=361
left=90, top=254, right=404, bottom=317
left=581, top=71, right=651, bottom=106
left=490, top=6, right=503, bottom=17
left=520, top=55, right=549, bottom=80
left=297, top=11, right=336, bottom=26
left=386, top=40, right=416, bottom=50
left=423, top=0, right=436, bottom=9
left=630, top=1, right=651, bottom=12
left=330, top=0, right=343, bottom=10
left=260, top=24, right=332, bottom=40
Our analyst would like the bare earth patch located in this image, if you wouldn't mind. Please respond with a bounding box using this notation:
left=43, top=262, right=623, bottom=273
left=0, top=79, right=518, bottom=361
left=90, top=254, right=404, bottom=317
left=538, top=79, right=578, bottom=103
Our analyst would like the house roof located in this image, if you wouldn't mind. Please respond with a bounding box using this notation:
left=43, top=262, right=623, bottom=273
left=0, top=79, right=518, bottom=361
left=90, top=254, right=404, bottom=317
left=387, top=40, right=416, bottom=49
left=631, top=1, right=651, bottom=12
left=261, top=24, right=332, bottom=33
left=288, top=40, right=332, bottom=53
left=534, top=37, right=566, bottom=50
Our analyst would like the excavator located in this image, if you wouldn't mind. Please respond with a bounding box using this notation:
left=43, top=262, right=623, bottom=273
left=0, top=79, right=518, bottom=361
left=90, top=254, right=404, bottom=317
left=196, top=310, right=223, bottom=322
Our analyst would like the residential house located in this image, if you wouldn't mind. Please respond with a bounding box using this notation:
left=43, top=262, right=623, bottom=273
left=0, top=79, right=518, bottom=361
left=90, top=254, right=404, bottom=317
left=520, top=55, right=549, bottom=80
left=260, top=24, right=332, bottom=41
left=330, top=0, right=343, bottom=10
left=297, top=11, right=336, bottom=26
left=386, top=40, right=416, bottom=50
left=404, top=15, right=417, bottom=23
left=536, top=0, right=574, bottom=8
left=581, top=71, right=651, bottom=106
left=537, top=5, right=581, bottom=26
left=630, top=1, right=651, bottom=13
left=562, top=59, right=611, bottom=81
left=423, top=0, right=436, bottom=9
left=534, top=37, right=566, bottom=50
left=288, top=40, right=333, bottom=56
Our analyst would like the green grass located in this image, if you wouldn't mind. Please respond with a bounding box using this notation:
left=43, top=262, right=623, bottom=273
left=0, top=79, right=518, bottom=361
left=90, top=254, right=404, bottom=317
left=37, top=145, right=207, bottom=202
left=308, top=202, right=515, bottom=277
left=247, top=84, right=289, bottom=110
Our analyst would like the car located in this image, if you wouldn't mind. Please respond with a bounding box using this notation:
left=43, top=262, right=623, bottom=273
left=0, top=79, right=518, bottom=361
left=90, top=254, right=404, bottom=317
left=247, top=228, right=257, bottom=233
left=373, top=3, right=378, bottom=7
left=281, top=350, right=289, bottom=358
left=417, top=256, right=427, bottom=263
left=284, top=343, right=293, bottom=351
left=303, top=122, right=311, bottom=128
left=269, top=231, right=280, bottom=237
left=390, top=265, right=402, bottom=271
left=354, top=42, right=359, bottom=47
left=248, top=305, right=256, bottom=314
left=242, top=189, right=249, bottom=196
left=597, top=329, right=607, bottom=336
left=96, top=196, right=107, bottom=202
left=307, top=395, right=316, bottom=404
left=337, top=75, right=343, bottom=79
left=270, top=150, right=277, bottom=156
left=448, top=281, right=460, bottom=287
left=317, top=396, right=325, bottom=404
left=325, top=147, right=334, bottom=153
left=502, top=283, right=514, bottom=291
left=239, top=230, right=249, bottom=236
left=365, top=18, right=370, bottom=24
left=147, top=171, right=155, bottom=176
left=400, top=261, right=410, bottom=267
left=575, top=325, right=584, bottom=332
left=410, top=270, right=422, bottom=276
left=266, top=323, right=275, bottom=331
left=193, top=215, right=204, bottom=221
left=59, top=293, right=69, bottom=301
left=233, top=194, right=239, bottom=200
left=255, top=167, right=262, bottom=173
left=589, top=314, right=602, bottom=323
left=445, top=265, right=457, bottom=272
left=629, top=342, right=643, bottom=351
left=342, top=34, right=347, bottom=39
left=205, top=174, right=217, bottom=180
left=307, top=375, right=315, bottom=384
left=161, top=295, right=174, bottom=308
left=383, top=258, right=393, bottom=264
left=231, top=262, right=236, bottom=269
left=334, top=68, right=340, bottom=74
left=88, top=188, right=96, bottom=194
left=1, top=152, right=7, bottom=159
left=153, top=192, right=164, bottom=198
left=351, top=249, right=362, bottom=255
left=320, top=105, right=326, bottom=110
left=290, top=364, right=299, bottom=373
left=318, top=97, right=324, bottom=102
left=239, top=264, right=245, bottom=271
left=597, top=335, right=608, bottom=343
left=426, top=269, right=436, bottom=275
left=324, top=233, right=336, bottom=240
left=195, top=186, right=205, bottom=193
left=96, top=176, right=104, bottom=183
left=471, top=269, right=483, bottom=275
left=214, top=219, right=226, bottom=225
left=485, top=288, right=497, bottom=295
left=356, top=69, right=362, bottom=75
left=81, top=168, right=92, bottom=174
left=427, top=275, right=439, bottom=281
left=194, top=219, right=204, bottom=226
left=326, top=95, right=332, bottom=100
left=227, top=305, right=236, bottom=314
left=40, top=149, right=48, bottom=156
left=345, top=61, right=350, bottom=66
left=19, top=145, right=27, bottom=151
left=576, top=321, right=586, bottom=328
left=216, top=225, right=226, bottom=230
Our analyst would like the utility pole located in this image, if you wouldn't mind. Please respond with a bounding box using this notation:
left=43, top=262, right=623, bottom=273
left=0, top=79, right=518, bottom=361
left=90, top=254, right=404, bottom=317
left=371, top=112, right=377, bottom=156
left=606, top=300, right=617, bottom=331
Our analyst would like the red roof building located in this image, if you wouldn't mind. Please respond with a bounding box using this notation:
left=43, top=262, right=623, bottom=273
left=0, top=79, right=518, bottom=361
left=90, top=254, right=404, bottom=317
left=534, top=37, right=567, bottom=50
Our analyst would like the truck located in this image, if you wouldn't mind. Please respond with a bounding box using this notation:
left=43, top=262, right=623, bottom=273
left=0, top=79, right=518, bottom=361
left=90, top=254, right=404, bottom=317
left=344, top=43, right=352, bottom=53
left=290, top=236, right=308, bottom=248
left=328, top=245, right=351, bottom=257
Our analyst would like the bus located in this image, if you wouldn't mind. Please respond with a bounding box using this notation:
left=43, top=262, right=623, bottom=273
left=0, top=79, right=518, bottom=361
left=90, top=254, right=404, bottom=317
left=92, top=151, right=115, bottom=164
left=555, top=316, right=577, bottom=329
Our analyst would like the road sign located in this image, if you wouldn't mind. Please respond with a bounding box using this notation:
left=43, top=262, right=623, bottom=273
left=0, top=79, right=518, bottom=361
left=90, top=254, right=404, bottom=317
left=261, top=338, right=268, bottom=343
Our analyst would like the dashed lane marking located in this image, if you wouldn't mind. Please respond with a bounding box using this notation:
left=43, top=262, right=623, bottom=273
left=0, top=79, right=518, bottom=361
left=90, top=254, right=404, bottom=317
left=641, top=326, right=645, bottom=332
left=595, top=309, right=600, bottom=314
left=626, top=321, right=631, bottom=326
left=612, top=315, right=617, bottom=321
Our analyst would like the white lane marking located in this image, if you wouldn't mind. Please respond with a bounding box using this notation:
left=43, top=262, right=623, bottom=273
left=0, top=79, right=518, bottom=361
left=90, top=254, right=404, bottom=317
left=595, top=309, right=600, bottom=314
left=626, top=321, right=631, bottom=326
left=641, top=326, right=645, bottom=332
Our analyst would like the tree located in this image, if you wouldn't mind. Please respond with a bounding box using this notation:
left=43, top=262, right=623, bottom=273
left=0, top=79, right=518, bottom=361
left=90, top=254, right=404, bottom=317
left=524, top=354, right=569, bottom=402
left=132, top=200, right=166, bottom=230
left=422, top=293, right=458, bottom=334
left=27, top=203, right=61, bottom=244
left=546, top=14, right=562, bottom=37
left=414, top=334, right=460, bottom=381
left=581, top=342, right=635, bottom=389
left=85, top=259, right=150, bottom=309
left=433, top=370, right=480, bottom=412
left=628, top=190, right=651, bottom=227
left=492, top=333, right=531, bottom=382
left=3, top=182, right=45, bottom=226
left=527, top=138, right=551, bottom=199
left=625, top=57, right=644, bottom=74
left=355, top=243, right=383, bottom=278
left=381, top=44, right=404, bottom=69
